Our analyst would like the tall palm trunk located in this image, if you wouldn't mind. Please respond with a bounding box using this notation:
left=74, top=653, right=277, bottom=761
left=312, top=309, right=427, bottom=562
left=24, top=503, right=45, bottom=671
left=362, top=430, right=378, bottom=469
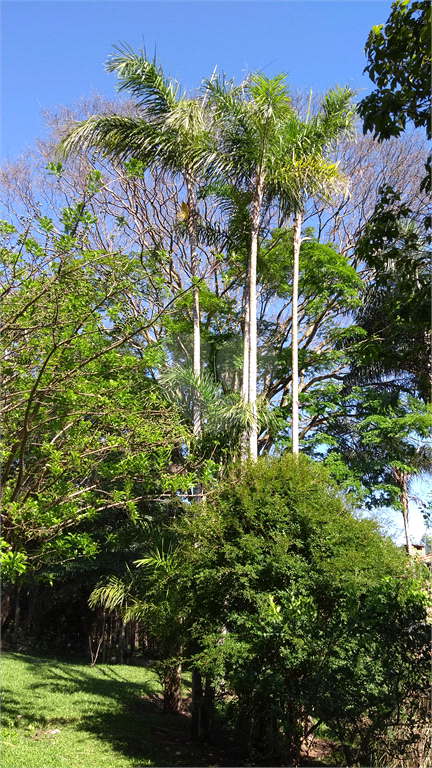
left=185, top=174, right=201, bottom=438
left=248, top=174, right=265, bottom=460
left=241, top=266, right=250, bottom=404
left=241, top=265, right=250, bottom=459
left=393, top=469, right=413, bottom=556
left=291, top=210, right=302, bottom=456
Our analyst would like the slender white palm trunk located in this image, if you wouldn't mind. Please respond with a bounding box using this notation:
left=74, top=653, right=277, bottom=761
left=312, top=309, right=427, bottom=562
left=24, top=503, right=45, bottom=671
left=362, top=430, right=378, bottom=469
left=241, top=270, right=250, bottom=460
left=291, top=209, right=302, bottom=456
left=248, top=175, right=265, bottom=460
left=185, top=174, right=201, bottom=438
left=397, top=472, right=413, bottom=556
left=241, top=269, right=250, bottom=404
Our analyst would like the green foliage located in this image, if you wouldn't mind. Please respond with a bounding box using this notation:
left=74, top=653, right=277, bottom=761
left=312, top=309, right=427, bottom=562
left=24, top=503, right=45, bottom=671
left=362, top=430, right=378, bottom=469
left=315, top=388, right=432, bottom=516
left=59, top=45, right=214, bottom=180
left=1, top=201, right=191, bottom=582
left=359, top=0, right=431, bottom=141
left=352, top=185, right=431, bottom=400
left=204, top=72, right=355, bottom=213
left=173, top=454, right=428, bottom=763
left=1, top=542, right=28, bottom=582
left=359, top=0, right=431, bottom=200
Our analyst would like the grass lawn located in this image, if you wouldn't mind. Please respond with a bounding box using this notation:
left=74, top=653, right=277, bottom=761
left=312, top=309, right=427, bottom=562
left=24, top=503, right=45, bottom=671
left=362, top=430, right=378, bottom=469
left=1, top=651, right=234, bottom=768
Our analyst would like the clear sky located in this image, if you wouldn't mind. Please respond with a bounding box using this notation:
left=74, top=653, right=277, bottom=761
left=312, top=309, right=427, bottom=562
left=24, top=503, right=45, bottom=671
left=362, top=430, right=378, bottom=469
left=1, top=0, right=427, bottom=546
left=1, top=0, right=395, bottom=160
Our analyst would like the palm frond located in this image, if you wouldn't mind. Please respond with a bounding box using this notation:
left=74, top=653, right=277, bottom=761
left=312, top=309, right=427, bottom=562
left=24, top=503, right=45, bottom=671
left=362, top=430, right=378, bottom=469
left=89, top=575, right=131, bottom=612
left=135, top=540, right=180, bottom=577
left=247, top=71, right=292, bottom=123
left=160, top=364, right=280, bottom=458
left=315, top=86, right=358, bottom=146
left=57, top=114, right=158, bottom=165
left=106, top=44, right=180, bottom=118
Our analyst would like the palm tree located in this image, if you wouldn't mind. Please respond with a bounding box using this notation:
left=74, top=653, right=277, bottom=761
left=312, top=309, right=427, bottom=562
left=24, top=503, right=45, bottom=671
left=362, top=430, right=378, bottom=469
left=90, top=542, right=186, bottom=712
left=203, top=75, right=355, bottom=458
left=58, top=46, right=215, bottom=437
left=279, top=89, right=357, bottom=453
left=203, top=73, right=294, bottom=458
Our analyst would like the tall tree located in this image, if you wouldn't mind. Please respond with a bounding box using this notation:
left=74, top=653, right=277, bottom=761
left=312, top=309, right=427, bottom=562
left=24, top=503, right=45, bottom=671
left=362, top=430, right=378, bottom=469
left=0, top=199, right=193, bottom=593
left=58, top=47, right=215, bottom=437
left=203, top=73, right=295, bottom=458
left=278, top=88, right=356, bottom=453
left=205, top=76, right=355, bottom=456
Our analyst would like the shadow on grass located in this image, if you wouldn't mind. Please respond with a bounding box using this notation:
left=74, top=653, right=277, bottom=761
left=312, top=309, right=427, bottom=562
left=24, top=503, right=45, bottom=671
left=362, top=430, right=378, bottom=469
left=2, top=653, right=247, bottom=766
left=78, top=696, right=248, bottom=767
left=3, top=653, right=155, bottom=724
left=2, top=654, right=333, bottom=766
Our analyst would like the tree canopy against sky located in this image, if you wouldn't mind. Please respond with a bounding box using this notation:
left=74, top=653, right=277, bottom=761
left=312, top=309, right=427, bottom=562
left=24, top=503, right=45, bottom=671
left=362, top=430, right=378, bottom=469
left=3, top=1, right=394, bottom=162
left=58, top=46, right=219, bottom=438
left=1, top=10, right=431, bottom=765
left=359, top=0, right=431, bottom=142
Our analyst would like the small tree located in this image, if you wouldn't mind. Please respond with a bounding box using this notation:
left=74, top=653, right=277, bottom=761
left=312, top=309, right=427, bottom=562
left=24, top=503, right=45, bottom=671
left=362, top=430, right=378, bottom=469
left=90, top=539, right=187, bottom=713
left=317, top=388, right=431, bottom=553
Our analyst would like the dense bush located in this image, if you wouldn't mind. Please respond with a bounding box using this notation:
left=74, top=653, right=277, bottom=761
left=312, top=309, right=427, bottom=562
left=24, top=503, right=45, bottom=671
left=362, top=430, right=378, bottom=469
left=176, top=454, right=430, bottom=765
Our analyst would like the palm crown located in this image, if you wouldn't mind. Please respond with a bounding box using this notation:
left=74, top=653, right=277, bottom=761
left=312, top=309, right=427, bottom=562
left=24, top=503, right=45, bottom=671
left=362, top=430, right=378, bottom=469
left=59, top=45, right=214, bottom=177
left=200, top=71, right=356, bottom=457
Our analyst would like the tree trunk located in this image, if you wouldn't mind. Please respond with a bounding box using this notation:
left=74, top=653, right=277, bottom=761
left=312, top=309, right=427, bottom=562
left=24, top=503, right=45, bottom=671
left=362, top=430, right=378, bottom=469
left=291, top=210, right=302, bottom=456
left=391, top=468, right=413, bottom=556
left=242, top=269, right=250, bottom=405
left=185, top=174, right=201, bottom=439
left=118, top=620, right=127, bottom=664
left=163, top=662, right=182, bottom=713
left=191, top=669, right=214, bottom=741
left=191, top=668, right=203, bottom=737
left=23, top=583, right=39, bottom=633
left=12, top=582, right=22, bottom=645
left=1, top=583, right=14, bottom=631
left=400, top=474, right=413, bottom=556
left=248, top=174, right=265, bottom=460
left=241, top=271, right=250, bottom=458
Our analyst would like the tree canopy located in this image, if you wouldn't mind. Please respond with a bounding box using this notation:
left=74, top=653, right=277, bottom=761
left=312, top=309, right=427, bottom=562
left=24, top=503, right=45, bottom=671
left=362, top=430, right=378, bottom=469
left=359, top=0, right=431, bottom=142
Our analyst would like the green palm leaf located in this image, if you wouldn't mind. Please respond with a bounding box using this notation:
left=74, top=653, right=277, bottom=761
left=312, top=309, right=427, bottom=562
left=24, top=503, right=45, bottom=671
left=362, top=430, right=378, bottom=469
left=106, top=44, right=179, bottom=116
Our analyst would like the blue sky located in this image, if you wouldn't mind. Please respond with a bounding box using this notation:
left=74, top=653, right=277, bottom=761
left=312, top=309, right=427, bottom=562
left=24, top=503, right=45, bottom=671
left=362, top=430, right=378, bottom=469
left=1, top=0, right=395, bottom=160
left=1, top=0, right=427, bottom=546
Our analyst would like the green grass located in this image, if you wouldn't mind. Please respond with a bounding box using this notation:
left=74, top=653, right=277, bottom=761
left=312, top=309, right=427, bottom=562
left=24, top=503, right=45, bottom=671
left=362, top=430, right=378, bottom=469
left=0, top=652, right=221, bottom=768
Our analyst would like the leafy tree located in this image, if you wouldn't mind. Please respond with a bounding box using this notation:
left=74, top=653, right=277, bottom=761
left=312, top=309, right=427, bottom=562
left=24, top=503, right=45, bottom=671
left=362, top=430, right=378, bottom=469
left=254, top=227, right=363, bottom=452
left=359, top=0, right=431, bottom=141
left=352, top=184, right=431, bottom=401
left=313, top=388, right=432, bottom=552
left=174, top=454, right=429, bottom=764
left=359, top=0, right=431, bottom=196
left=0, top=198, right=194, bottom=594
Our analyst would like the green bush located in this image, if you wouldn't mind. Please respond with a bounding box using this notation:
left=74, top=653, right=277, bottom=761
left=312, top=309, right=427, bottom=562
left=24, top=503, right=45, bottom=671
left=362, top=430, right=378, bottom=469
left=177, top=454, right=430, bottom=765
